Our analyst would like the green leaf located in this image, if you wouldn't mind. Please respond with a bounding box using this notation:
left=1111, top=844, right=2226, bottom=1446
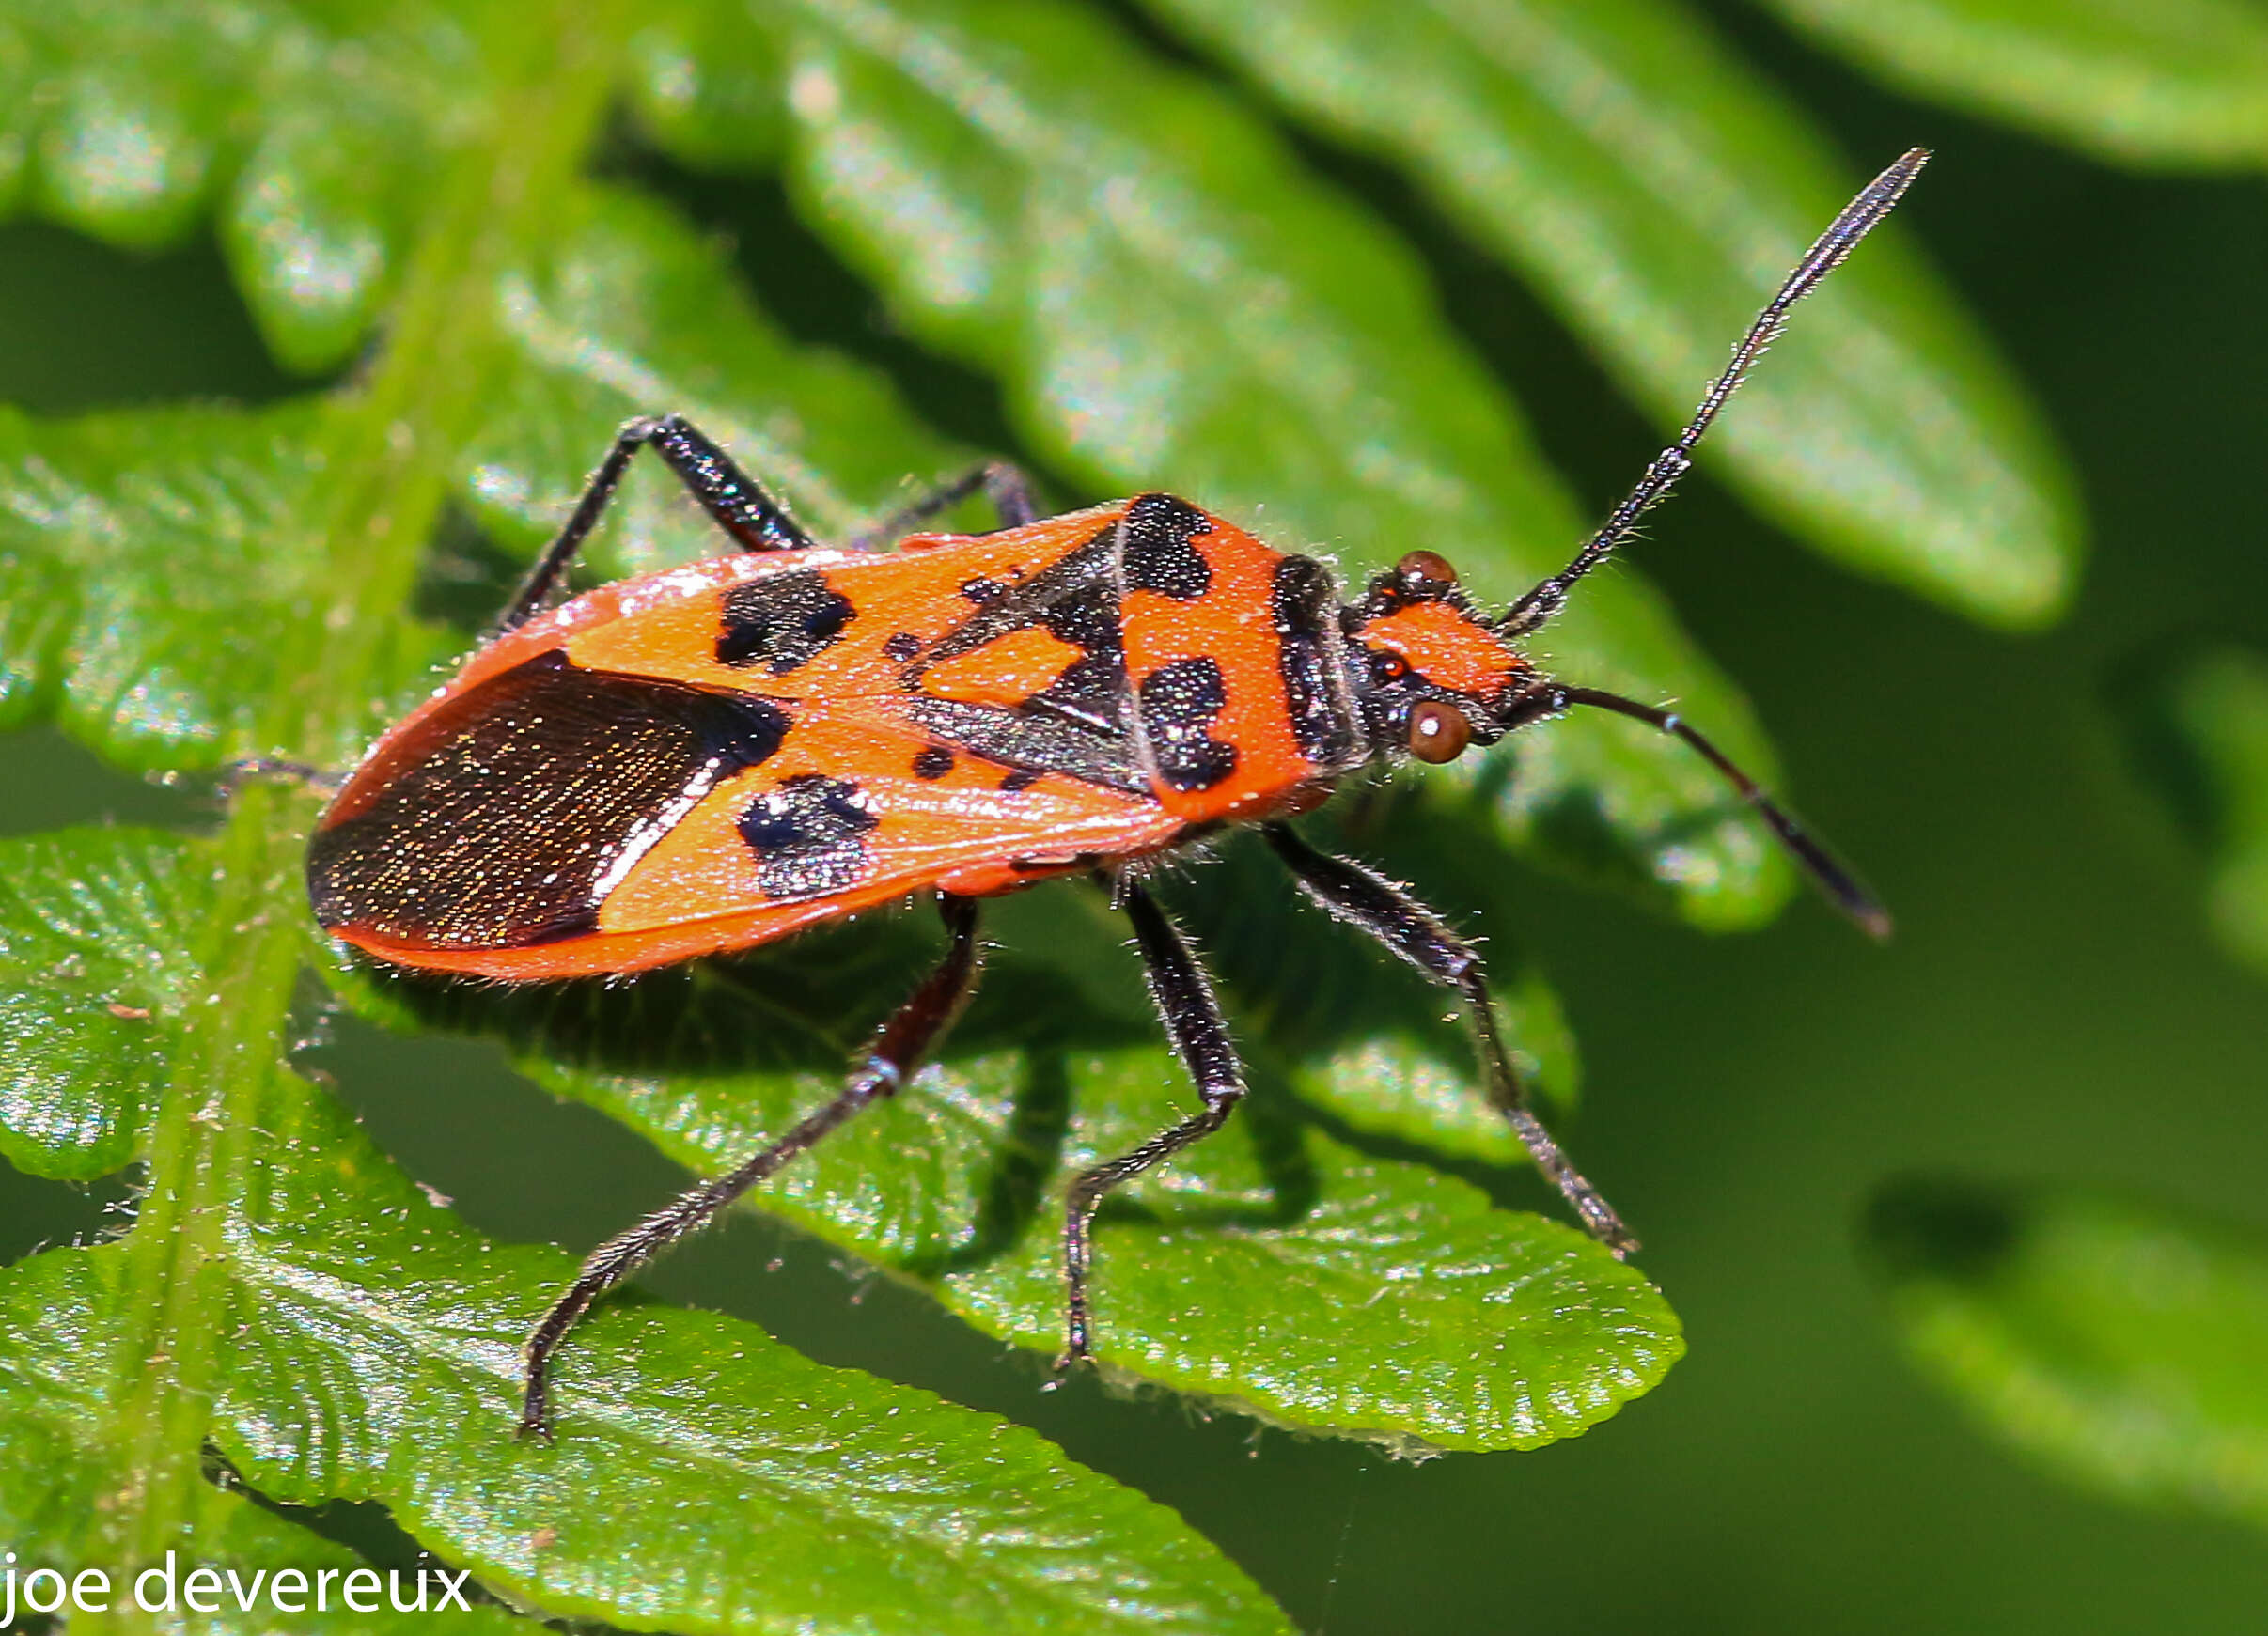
left=0, top=7, right=1304, bottom=1625
left=2119, top=642, right=2268, bottom=979
left=943, top=1117, right=1678, bottom=1454
left=0, top=0, right=1671, bottom=1466
left=0, top=829, right=200, bottom=1178
left=0, top=541, right=69, bottom=733
left=0, top=1307, right=525, bottom=1636
left=226, top=1085, right=1293, bottom=1636
left=1139, top=0, right=2081, bottom=630
left=1756, top=0, right=2268, bottom=171
left=0, top=398, right=447, bottom=771
left=0, top=1242, right=522, bottom=1628
left=1173, top=816, right=1577, bottom=1163
left=691, top=0, right=1816, bottom=927
left=0, top=1, right=496, bottom=371
left=1869, top=1177, right=2268, bottom=1529
left=0, top=8, right=1666, bottom=1477
left=469, top=181, right=972, bottom=573
left=338, top=866, right=1677, bottom=1454
left=628, top=0, right=792, bottom=171
left=0, top=180, right=969, bottom=772
left=0, top=831, right=1291, bottom=1632
left=16, top=0, right=2108, bottom=1611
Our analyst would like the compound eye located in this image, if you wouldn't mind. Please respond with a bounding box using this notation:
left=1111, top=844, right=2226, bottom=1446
left=1396, top=550, right=1458, bottom=590
left=1407, top=700, right=1471, bottom=763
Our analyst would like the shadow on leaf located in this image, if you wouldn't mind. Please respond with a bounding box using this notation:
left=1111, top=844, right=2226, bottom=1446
left=326, top=890, right=1331, bottom=1282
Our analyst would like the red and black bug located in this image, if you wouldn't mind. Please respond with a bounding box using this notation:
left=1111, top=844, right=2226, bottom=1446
left=307, top=150, right=1923, bottom=1434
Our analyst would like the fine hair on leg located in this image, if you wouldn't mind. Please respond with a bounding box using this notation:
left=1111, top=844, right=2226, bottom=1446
left=518, top=893, right=986, bottom=1436
left=1261, top=823, right=1636, bottom=1254
left=1056, top=878, right=1248, bottom=1372
left=499, top=414, right=821, bottom=634
left=849, top=460, right=1044, bottom=551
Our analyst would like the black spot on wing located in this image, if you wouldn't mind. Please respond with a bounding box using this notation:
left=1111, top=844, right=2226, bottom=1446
left=913, top=745, right=954, bottom=780
left=884, top=631, right=922, bottom=663
left=1273, top=554, right=1361, bottom=768
left=924, top=527, right=1134, bottom=743
left=929, top=531, right=1122, bottom=667
left=738, top=774, right=881, bottom=900
left=1138, top=657, right=1238, bottom=792
left=1001, top=768, right=1042, bottom=793
left=717, top=569, right=854, bottom=673
left=1119, top=493, right=1212, bottom=600
left=308, top=650, right=790, bottom=949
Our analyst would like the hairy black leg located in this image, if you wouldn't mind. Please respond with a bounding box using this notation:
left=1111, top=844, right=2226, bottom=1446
left=849, top=460, right=1043, bottom=550
left=983, top=462, right=1041, bottom=529
left=1056, top=879, right=1247, bottom=1372
left=1262, top=823, right=1636, bottom=1255
left=499, top=414, right=821, bottom=633
left=519, top=894, right=986, bottom=1436
left=217, top=757, right=345, bottom=799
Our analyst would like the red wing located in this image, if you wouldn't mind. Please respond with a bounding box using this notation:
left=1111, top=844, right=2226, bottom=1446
left=336, top=696, right=1176, bottom=981
left=555, top=505, right=1131, bottom=701
left=549, top=700, right=1179, bottom=974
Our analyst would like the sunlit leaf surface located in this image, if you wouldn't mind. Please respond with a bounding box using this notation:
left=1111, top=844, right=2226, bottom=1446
left=0, top=831, right=1292, bottom=1633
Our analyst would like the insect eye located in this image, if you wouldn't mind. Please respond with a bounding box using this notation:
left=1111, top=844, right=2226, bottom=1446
left=1396, top=550, right=1458, bottom=590
left=1407, top=701, right=1471, bottom=763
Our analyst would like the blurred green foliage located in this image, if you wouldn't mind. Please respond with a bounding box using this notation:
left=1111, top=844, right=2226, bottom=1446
left=1869, top=1177, right=2268, bottom=1529
left=2124, top=643, right=2268, bottom=978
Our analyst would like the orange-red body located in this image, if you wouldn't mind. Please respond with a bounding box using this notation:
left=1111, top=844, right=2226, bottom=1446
left=309, top=495, right=1536, bottom=981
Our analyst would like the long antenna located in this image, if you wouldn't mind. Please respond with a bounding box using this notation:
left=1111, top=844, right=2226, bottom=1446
left=1557, top=686, right=1892, bottom=939
left=1501, top=148, right=1930, bottom=638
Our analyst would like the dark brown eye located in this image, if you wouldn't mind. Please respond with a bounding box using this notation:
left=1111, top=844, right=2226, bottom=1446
left=1407, top=701, right=1471, bottom=763
left=1396, top=550, right=1457, bottom=590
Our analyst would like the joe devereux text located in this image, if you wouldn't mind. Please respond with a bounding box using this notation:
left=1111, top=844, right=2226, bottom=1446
left=0, top=1552, right=476, bottom=1620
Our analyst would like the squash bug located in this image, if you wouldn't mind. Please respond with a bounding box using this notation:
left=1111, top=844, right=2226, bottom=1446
left=308, top=150, right=1923, bottom=1434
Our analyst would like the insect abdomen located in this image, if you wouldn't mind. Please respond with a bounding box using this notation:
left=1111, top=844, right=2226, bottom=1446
left=307, top=650, right=790, bottom=951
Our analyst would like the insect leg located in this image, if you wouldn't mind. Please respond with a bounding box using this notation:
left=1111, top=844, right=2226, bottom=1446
left=1261, top=822, right=1637, bottom=1255
left=216, top=757, right=346, bottom=798
left=1056, top=879, right=1247, bottom=1371
left=498, top=414, right=821, bottom=633
left=849, top=460, right=1043, bottom=549
left=518, top=893, right=986, bottom=1437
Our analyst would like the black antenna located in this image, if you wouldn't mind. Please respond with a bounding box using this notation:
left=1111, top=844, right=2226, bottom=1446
left=1557, top=685, right=1893, bottom=939
left=1501, top=147, right=1930, bottom=639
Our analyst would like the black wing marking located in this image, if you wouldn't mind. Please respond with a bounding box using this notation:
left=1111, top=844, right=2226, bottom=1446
left=309, top=651, right=790, bottom=948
